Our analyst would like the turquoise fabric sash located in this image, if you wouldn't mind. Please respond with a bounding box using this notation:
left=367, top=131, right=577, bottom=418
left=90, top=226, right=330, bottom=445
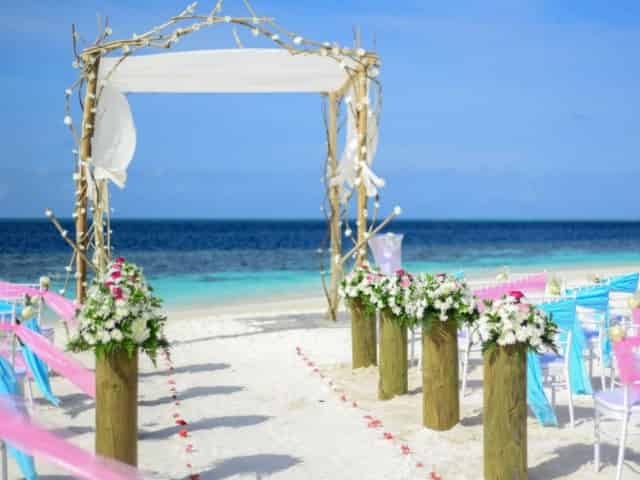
left=538, top=299, right=592, bottom=395
left=0, top=357, right=38, bottom=480
left=608, top=272, right=639, bottom=293
left=21, top=319, right=59, bottom=407
left=566, top=284, right=612, bottom=366
left=526, top=351, right=558, bottom=426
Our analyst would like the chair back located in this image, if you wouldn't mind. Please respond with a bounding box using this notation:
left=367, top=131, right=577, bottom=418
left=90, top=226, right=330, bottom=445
left=539, top=298, right=576, bottom=357
left=567, top=284, right=610, bottom=312
left=608, top=273, right=640, bottom=294
left=613, top=335, right=640, bottom=385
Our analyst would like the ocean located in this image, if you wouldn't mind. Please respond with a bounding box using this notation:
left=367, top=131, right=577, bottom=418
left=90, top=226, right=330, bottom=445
left=2, top=219, right=640, bottom=307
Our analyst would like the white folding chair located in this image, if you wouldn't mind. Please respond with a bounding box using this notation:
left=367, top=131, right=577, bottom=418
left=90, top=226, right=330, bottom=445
left=594, top=335, right=640, bottom=480
left=540, top=327, right=575, bottom=427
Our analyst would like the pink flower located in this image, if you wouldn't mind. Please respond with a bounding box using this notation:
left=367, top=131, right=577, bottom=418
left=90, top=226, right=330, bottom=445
left=104, top=281, right=114, bottom=288
left=115, top=256, right=126, bottom=264
left=509, top=290, right=525, bottom=302
left=400, top=276, right=411, bottom=288
left=112, top=287, right=124, bottom=300
left=436, top=273, right=446, bottom=280
left=111, top=270, right=121, bottom=280
left=395, top=269, right=407, bottom=277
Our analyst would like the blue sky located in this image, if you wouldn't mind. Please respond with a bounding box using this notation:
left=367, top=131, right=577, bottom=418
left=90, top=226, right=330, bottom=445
left=1, top=1, right=639, bottom=219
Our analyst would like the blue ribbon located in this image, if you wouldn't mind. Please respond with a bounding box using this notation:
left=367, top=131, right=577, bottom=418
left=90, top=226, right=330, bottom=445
left=21, top=319, right=59, bottom=407
left=526, top=351, right=558, bottom=426
left=565, top=284, right=612, bottom=367
left=0, top=357, right=38, bottom=480
left=608, top=272, right=639, bottom=293
left=538, top=298, right=593, bottom=395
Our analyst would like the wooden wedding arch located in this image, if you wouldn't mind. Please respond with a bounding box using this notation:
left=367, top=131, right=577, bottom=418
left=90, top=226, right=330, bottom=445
left=48, top=1, right=397, bottom=319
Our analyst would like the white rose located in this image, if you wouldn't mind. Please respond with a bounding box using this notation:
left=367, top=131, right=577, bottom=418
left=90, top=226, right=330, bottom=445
left=98, top=330, right=111, bottom=344
left=131, top=318, right=150, bottom=344
left=111, top=329, right=123, bottom=342
left=499, top=331, right=516, bottom=346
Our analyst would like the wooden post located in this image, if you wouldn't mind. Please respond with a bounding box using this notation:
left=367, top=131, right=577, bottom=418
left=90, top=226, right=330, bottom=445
left=422, top=319, right=460, bottom=430
left=75, top=55, right=100, bottom=303
left=484, top=345, right=528, bottom=480
left=378, top=309, right=408, bottom=400
left=355, top=67, right=368, bottom=265
left=350, top=299, right=377, bottom=368
left=96, top=350, right=138, bottom=466
left=327, top=91, right=342, bottom=321
left=91, top=179, right=110, bottom=272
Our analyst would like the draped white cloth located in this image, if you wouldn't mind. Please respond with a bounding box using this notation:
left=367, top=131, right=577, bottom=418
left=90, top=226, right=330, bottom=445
left=92, top=84, right=136, bottom=188
left=94, top=48, right=382, bottom=201
left=332, top=85, right=383, bottom=199
left=98, top=49, right=351, bottom=93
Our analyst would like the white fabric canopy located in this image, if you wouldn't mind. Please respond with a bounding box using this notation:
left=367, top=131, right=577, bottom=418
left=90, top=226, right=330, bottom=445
left=94, top=48, right=382, bottom=202
left=98, top=49, right=351, bottom=94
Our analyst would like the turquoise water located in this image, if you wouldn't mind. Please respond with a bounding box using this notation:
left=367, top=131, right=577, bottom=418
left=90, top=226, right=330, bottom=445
left=155, top=250, right=640, bottom=308
left=151, top=270, right=321, bottom=307
left=3, top=219, right=640, bottom=307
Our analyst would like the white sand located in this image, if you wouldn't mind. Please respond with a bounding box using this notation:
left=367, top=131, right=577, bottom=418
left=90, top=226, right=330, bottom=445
left=6, top=265, right=640, bottom=479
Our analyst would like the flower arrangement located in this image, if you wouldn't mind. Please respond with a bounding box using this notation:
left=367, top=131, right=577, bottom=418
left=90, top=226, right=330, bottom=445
left=477, top=293, right=558, bottom=353
left=408, top=273, right=478, bottom=331
left=339, top=265, right=384, bottom=315
left=68, top=257, right=168, bottom=362
left=373, top=269, right=414, bottom=326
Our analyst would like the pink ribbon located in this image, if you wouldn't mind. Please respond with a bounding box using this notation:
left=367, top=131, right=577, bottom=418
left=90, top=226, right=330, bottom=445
left=0, top=399, right=150, bottom=480
left=0, top=324, right=95, bottom=398
left=0, top=281, right=77, bottom=327
left=473, top=273, right=547, bottom=302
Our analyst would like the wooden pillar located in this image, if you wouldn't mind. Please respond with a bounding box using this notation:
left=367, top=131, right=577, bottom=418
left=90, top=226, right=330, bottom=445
left=355, top=68, right=368, bottom=265
left=378, top=309, right=408, bottom=400
left=350, top=299, right=377, bottom=368
left=95, top=351, right=138, bottom=466
left=92, top=179, right=110, bottom=272
left=75, top=55, right=100, bottom=303
left=484, top=345, right=528, bottom=480
left=327, top=91, right=342, bottom=321
left=422, top=319, right=460, bottom=430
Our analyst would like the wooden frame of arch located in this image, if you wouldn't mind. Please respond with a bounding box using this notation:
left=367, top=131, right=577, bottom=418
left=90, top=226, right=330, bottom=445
left=53, top=1, right=387, bottom=320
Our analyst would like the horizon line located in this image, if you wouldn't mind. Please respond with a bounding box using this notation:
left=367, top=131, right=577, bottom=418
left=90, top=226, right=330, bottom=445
left=3, top=216, right=640, bottom=223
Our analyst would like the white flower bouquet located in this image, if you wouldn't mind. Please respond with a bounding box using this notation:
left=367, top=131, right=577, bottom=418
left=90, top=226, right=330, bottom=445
left=339, top=265, right=384, bottom=315
left=68, top=257, right=168, bottom=362
left=477, top=293, right=558, bottom=353
left=408, top=273, right=478, bottom=331
left=373, top=269, right=414, bottom=326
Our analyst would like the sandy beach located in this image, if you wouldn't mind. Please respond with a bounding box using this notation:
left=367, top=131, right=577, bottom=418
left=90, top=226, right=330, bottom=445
left=5, top=265, right=639, bottom=479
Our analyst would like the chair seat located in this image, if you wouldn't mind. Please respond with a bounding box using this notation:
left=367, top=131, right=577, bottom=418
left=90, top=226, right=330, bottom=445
left=584, top=329, right=600, bottom=341
left=595, top=388, right=640, bottom=411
